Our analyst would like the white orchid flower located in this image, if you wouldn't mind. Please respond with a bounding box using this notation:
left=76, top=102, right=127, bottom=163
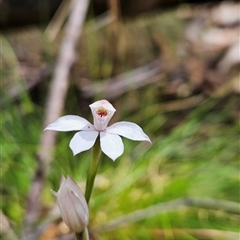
left=52, top=175, right=89, bottom=233
left=45, top=99, right=151, bottom=161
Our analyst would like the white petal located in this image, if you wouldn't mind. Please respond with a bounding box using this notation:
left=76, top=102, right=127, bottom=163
left=89, top=100, right=116, bottom=131
left=65, top=177, right=89, bottom=226
left=70, top=131, right=99, bottom=155
left=72, top=191, right=89, bottom=226
left=106, top=121, right=151, bottom=143
left=66, top=176, right=88, bottom=213
left=57, top=185, right=87, bottom=232
left=100, top=132, right=124, bottom=161
left=51, top=189, right=58, bottom=197
left=60, top=175, right=67, bottom=187
left=45, top=115, right=94, bottom=132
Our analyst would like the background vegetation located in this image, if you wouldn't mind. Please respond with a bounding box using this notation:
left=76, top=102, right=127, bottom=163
left=1, top=1, right=239, bottom=239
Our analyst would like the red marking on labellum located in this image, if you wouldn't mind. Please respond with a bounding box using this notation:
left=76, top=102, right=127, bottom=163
left=97, top=107, right=108, bottom=117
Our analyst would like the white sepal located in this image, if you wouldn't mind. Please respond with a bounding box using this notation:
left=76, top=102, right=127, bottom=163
left=52, top=176, right=89, bottom=233
left=45, top=115, right=94, bottom=132
left=106, top=121, right=151, bottom=143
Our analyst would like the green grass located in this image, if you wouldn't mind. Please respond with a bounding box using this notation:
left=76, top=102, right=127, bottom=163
left=1, top=7, right=240, bottom=240
left=1, top=76, right=239, bottom=240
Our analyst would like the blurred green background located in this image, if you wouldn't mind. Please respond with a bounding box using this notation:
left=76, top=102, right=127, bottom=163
left=1, top=1, right=240, bottom=239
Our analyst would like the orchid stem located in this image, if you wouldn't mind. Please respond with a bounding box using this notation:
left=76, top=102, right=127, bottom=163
left=85, top=137, right=101, bottom=204
left=84, top=227, right=90, bottom=240
left=75, top=227, right=89, bottom=240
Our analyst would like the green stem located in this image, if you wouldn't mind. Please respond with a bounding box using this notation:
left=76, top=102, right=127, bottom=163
left=75, top=227, right=89, bottom=240
left=76, top=138, right=101, bottom=240
left=85, top=136, right=101, bottom=204
left=84, top=227, right=90, bottom=240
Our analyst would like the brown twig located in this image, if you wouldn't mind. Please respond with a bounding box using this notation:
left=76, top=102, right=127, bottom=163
left=153, top=228, right=240, bottom=240
left=0, top=211, right=18, bottom=240
left=22, top=197, right=239, bottom=239
left=81, top=60, right=162, bottom=99
left=22, top=0, right=90, bottom=239
left=94, top=197, right=240, bottom=233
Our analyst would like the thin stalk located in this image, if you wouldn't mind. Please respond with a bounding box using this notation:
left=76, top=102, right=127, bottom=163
left=76, top=137, right=101, bottom=239
left=75, top=227, right=89, bottom=240
left=85, top=137, right=101, bottom=204
left=84, top=227, right=90, bottom=240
